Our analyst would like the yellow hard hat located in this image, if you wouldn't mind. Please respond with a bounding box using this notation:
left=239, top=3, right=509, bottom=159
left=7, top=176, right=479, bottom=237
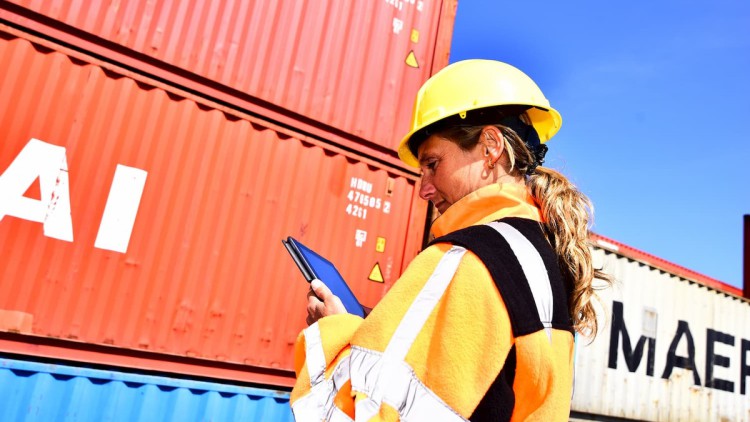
left=397, top=59, right=562, bottom=168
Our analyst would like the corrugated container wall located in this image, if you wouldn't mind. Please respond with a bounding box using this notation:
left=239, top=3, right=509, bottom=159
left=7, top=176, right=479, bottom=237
left=0, top=357, right=294, bottom=421
left=0, top=27, right=428, bottom=386
left=2, top=0, right=456, bottom=161
left=571, top=246, right=750, bottom=421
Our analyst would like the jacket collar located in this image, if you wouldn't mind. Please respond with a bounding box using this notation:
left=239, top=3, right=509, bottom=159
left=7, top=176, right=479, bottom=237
left=430, top=183, right=542, bottom=238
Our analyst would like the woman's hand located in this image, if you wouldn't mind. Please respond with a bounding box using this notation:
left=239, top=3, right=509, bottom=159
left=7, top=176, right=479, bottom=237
left=306, top=279, right=347, bottom=325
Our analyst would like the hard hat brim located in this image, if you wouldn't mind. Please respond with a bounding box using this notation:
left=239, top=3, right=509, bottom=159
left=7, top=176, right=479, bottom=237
left=397, top=105, right=562, bottom=168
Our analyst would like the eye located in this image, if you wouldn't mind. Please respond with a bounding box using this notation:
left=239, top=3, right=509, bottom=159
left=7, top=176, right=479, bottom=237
left=418, top=156, right=439, bottom=175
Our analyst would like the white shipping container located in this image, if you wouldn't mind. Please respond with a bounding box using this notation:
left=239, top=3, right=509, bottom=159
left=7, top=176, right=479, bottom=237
left=571, top=240, right=750, bottom=421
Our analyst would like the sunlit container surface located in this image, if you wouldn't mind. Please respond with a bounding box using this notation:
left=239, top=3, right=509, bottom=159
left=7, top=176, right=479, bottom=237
left=1, top=0, right=456, bottom=153
left=0, top=29, right=427, bottom=384
left=571, top=242, right=750, bottom=421
left=0, top=357, right=293, bottom=421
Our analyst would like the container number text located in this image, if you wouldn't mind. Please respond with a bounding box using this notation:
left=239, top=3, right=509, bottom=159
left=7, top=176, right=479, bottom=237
left=347, top=177, right=391, bottom=220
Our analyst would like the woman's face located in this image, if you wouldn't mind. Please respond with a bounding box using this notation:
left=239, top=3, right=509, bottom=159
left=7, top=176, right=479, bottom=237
left=417, top=134, right=492, bottom=214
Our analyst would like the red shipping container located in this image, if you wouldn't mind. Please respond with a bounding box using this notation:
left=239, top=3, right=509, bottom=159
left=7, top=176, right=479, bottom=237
left=1, top=0, right=457, bottom=162
left=0, top=27, right=428, bottom=386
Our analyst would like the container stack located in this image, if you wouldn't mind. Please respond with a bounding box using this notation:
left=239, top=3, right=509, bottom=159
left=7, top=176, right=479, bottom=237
left=0, top=1, right=457, bottom=419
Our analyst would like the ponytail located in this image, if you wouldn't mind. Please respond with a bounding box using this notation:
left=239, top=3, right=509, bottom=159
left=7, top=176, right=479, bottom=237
left=434, top=121, right=612, bottom=337
left=528, top=167, right=612, bottom=337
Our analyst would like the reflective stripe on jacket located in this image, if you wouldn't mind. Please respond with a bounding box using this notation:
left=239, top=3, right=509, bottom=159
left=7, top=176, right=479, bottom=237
left=291, top=184, right=574, bottom=421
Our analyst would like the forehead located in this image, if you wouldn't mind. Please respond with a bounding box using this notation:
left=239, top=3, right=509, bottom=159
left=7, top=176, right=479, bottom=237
left=416, top=135, right=459, bottom=160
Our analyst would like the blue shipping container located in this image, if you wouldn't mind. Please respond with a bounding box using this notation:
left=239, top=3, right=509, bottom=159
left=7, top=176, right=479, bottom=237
left=0, top=357, right=293, bottom=421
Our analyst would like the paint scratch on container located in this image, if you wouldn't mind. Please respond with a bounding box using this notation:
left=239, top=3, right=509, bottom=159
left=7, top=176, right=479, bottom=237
left=0, top=310, right=34, bottom=333
left=46, top=168, right=68, bottom=219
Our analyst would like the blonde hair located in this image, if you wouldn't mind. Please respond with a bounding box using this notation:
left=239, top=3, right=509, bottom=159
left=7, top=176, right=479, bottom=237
left=436, top=123, right=612, bottom=337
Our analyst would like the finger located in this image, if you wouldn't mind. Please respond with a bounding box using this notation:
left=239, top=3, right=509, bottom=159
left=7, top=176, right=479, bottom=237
left=307, top=299, right=319, bottom=317
left=306, top=287, right=318, bottom=300
left=307, top=289, right=323, bottom=309
left=310, top=279, right=332, bottom=302
left=306, top=304, right=317, bottom=326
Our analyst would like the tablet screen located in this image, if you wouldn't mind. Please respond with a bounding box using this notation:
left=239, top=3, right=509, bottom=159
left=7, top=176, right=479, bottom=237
left=285, top=237, right=366, bottom=318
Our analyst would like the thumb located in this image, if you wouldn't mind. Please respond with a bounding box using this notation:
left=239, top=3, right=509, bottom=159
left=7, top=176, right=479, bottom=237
left=310, top=279, right=332, bottom=301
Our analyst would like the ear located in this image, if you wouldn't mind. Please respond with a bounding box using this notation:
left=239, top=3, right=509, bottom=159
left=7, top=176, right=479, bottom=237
left=479, top=126, right=504, bottom=164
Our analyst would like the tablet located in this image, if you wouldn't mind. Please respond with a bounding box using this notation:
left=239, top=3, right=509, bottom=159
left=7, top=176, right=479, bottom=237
left=283, top=236, right=366, bottom=318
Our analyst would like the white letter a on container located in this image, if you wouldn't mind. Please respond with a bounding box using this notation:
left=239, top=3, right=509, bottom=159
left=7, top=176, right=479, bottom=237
left=0, top=138, right=74, bottom=242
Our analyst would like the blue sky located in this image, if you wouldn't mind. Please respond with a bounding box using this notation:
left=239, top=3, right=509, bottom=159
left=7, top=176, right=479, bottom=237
left=449, top=0, right=750, bottom=289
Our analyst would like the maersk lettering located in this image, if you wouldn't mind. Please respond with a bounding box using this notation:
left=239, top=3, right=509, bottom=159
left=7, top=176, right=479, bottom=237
left=661, top=320, right=700, bottom=386
left=705, top=329, right=734, bottom=392
left=609, top=301, right=749, bottom=395
left=608, top=301, right=656, bottom=376
left=742, top=339, right=750, bottom=395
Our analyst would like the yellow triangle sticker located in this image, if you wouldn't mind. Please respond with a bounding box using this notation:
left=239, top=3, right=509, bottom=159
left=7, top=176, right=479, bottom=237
left=405, top=51, right=419, bottom=68
left=368, top=263, right=384, bottom=283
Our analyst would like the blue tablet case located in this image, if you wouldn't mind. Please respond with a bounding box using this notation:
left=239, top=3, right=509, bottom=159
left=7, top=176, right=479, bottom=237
left=283, top=237, right=366, bottom=318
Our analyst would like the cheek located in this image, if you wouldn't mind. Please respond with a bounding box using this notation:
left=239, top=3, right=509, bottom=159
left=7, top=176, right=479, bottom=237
left=446, top=164, right=481, bottom=201
left=467, top=162, right=487, bottom=189
left=435, top=170, right=465, bottom=201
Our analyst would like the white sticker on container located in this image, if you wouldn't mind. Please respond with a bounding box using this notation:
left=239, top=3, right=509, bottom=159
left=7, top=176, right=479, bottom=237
left=355, top=229, right=368, bottom=248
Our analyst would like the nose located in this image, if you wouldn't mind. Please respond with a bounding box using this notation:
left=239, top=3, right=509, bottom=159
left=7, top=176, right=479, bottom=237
left=419, top=177, right=435, bottom=201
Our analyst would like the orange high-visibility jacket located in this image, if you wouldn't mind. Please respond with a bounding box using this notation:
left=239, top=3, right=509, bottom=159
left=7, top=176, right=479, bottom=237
left=291, top=183, right=575, bottom=421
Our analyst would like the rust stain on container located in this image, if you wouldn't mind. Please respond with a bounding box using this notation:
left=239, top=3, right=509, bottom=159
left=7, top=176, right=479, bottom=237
left=0, top=31, right=428, bottom=383
left=3, top=0, right=457, bottom=152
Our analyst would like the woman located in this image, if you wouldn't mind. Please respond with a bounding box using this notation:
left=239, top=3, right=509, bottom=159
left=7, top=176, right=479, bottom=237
left=290, top=59, right=610, bottom=421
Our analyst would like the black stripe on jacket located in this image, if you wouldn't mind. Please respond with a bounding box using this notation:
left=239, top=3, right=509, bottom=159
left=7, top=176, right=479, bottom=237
left=429, top=217, right=573, bottom=422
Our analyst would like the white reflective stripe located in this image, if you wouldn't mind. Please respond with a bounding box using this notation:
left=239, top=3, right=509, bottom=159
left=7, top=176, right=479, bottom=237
left=487, top=221, right=553, bottom=341
left=352, top=246, right=468, bottom=421
left=394, top=367, right=466, bottom=422
left=304, top=323, right=326, bottom=387
left=349, top=346, right=382, bottom=415
left=293, top=356, right=353, bottom=421
left=384, top=246, right=467, bottom=360
left=331, top=354, right=351, bottom=392
left=328, top=407, right=354, bottom=422
left=374, top=246, right=466, bottom=406
left=350, top=346, right=467, bottom=421
left=292, top=379, right=333, bottom=421
left=325, top=358, right=353, bottom=420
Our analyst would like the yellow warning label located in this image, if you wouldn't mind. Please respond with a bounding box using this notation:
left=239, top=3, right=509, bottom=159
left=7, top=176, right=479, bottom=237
left=405, top=51, right=419, bottom=68
left=410, top=29, right=420, bottom=44
left=376, top=237, right=386, bottom=253
left=368, top=263, right=384, bottom=283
